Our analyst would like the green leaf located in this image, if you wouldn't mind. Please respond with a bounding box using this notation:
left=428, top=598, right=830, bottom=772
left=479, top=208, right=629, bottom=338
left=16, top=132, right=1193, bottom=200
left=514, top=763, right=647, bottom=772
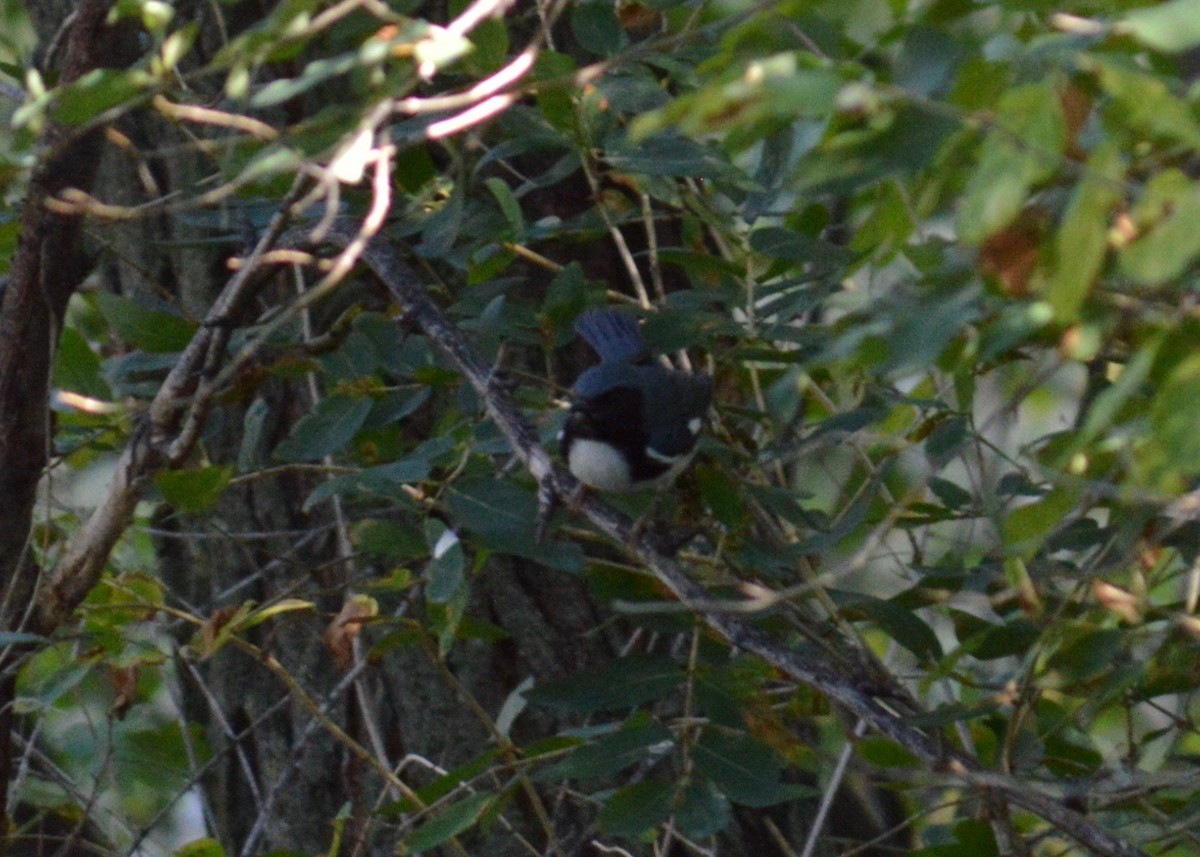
left=881, top=285, right=981, bottom=376
left=54, top=327, right=112, bottom=400
left=856, top=736, right=923, bottom=768
left=1086, top=56, right=1200, bottom=150
left=1150, top=354, right=1200, bottom=485
left=749, top=226, right=853, bottom=269
left=273, top=396, right=372, bottom=461
left=961, top=617, right=1042, bottom=661
left=924, top=414, right=969, bottom=465
left=1047, top=625, right=1123, bottom=683
left=1003, top=488, right=1079, bottom=558
left=159, top=25, right=198, bottom=72
left=15, top=646, right=94, bottom=713
left=418, top=181, right=464, bottom=258
left=175, top=837, right=225, bottom=857
left=570, top=1, right=624, bottom=56
left=910, top=819, right=999, bottom=857
left=958, top=80, right=1066, bottom=243
left=541, top=263, right=590, bottom=330
left=95, top=292, right=196, bottom=353
left=1117, top=170, right=1200, bottom=286
left=443, top=479, right=585, bottom=573
left=484, top=177, right=525, bottom=237
left=1121, top=0, right=1200, bottom=53
left=54, top=69, right=148, bottom=124
left=118, top=721, right=203, bottom=792
left=793, top=105, right=959, bottom=195
left=250, top=52, right=358, bottom=107
left=832, top=590, right=942, bottom=661
left=675, top=777, right=732, bottom=839
left=385, top=750, right=503, bottom=815
left=540, top=720, right=673, bottom=781
left=598, top=780, right=673, bottom=837
left=692, top=731, right=809, bottom=808
left=424, top=519, right=465, bottom=604
left=523, top=656, right=683, bottom=713
left=234, top=146, right=303, bottom=185
left=928, top=477, right=972, bottom=510
left=1046, top=141, right=1123, bottom=321
left=632, top=53, right=840, bottom=141
left=697, top=463, right=744, bottom=528
left=239, top=598, right=315, bottom=630
left=303, top=456, right=434, bottom=511
left=155, top=466, right=235, bottom=513
left=238, top=398, right=271, bottom=472
left=607, top=132, right=743, bottom=180
left=1065, top=337, right=1160, bottom=458
left=405, top=792, right=495, bottom=853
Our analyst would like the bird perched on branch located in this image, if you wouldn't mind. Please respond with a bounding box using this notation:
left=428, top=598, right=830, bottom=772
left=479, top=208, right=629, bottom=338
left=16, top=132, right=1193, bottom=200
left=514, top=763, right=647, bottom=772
left=558, top=309, right=713, bottom=493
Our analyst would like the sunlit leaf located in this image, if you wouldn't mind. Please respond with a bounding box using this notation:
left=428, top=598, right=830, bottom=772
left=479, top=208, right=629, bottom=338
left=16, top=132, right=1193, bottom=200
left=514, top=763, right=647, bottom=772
left=1121, top=0, right=1200, bottom=53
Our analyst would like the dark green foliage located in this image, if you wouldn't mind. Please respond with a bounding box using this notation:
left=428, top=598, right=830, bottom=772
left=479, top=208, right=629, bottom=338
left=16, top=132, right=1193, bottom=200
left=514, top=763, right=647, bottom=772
left=8, top=0, right=1200, bottom=855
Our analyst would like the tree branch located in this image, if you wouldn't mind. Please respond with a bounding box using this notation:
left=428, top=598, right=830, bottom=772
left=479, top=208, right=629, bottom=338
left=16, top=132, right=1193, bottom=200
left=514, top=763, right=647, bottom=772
left=0, top=0, right=145, bottom=846
left=312, top=222, right=1148, bottom=857
left=32, top=188, right=306, bottom=633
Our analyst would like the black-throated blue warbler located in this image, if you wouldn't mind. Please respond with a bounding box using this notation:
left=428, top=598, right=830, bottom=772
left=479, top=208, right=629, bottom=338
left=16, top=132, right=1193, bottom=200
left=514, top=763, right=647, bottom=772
left=558, top=309, right=713, bottom=493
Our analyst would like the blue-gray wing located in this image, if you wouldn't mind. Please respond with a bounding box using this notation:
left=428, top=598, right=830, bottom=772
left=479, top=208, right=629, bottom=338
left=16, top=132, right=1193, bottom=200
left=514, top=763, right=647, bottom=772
left=575, top=309, right=646, bottom=364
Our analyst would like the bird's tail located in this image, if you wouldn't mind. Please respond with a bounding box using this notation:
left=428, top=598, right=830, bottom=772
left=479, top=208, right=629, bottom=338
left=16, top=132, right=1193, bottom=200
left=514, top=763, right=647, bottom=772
left=575, top=309, right=646, bottom=363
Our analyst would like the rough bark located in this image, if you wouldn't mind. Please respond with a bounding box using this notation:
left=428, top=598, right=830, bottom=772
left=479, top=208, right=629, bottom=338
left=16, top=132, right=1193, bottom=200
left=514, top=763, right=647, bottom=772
left=0, top=3, right=141, bottom=849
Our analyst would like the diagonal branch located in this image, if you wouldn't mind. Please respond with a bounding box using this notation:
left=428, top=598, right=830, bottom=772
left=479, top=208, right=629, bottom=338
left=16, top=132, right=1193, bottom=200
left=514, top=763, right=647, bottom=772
left=308, top=222, right=1147, bottom=857
left=32, top=182, right=307, bottom=634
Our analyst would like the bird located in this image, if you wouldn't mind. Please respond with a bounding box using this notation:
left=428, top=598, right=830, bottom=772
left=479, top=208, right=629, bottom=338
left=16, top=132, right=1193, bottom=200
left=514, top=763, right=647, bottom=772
left=558, top=309, right=713, bottom=493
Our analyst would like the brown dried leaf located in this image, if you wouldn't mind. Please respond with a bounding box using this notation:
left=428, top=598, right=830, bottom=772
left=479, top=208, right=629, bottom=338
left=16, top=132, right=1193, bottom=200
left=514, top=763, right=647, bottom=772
left=618, top=2, right=662, bottom=35
left=979, top=214, right=1045, bottom=297
left=109, top=665, right=138, bottom=719
left=323, top=594, right=380, bottom=672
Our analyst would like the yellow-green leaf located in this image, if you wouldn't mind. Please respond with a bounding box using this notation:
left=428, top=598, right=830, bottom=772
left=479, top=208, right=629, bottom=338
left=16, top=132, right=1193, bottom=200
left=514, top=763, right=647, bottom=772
left=1045, top=142, right=1124, bottom=321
